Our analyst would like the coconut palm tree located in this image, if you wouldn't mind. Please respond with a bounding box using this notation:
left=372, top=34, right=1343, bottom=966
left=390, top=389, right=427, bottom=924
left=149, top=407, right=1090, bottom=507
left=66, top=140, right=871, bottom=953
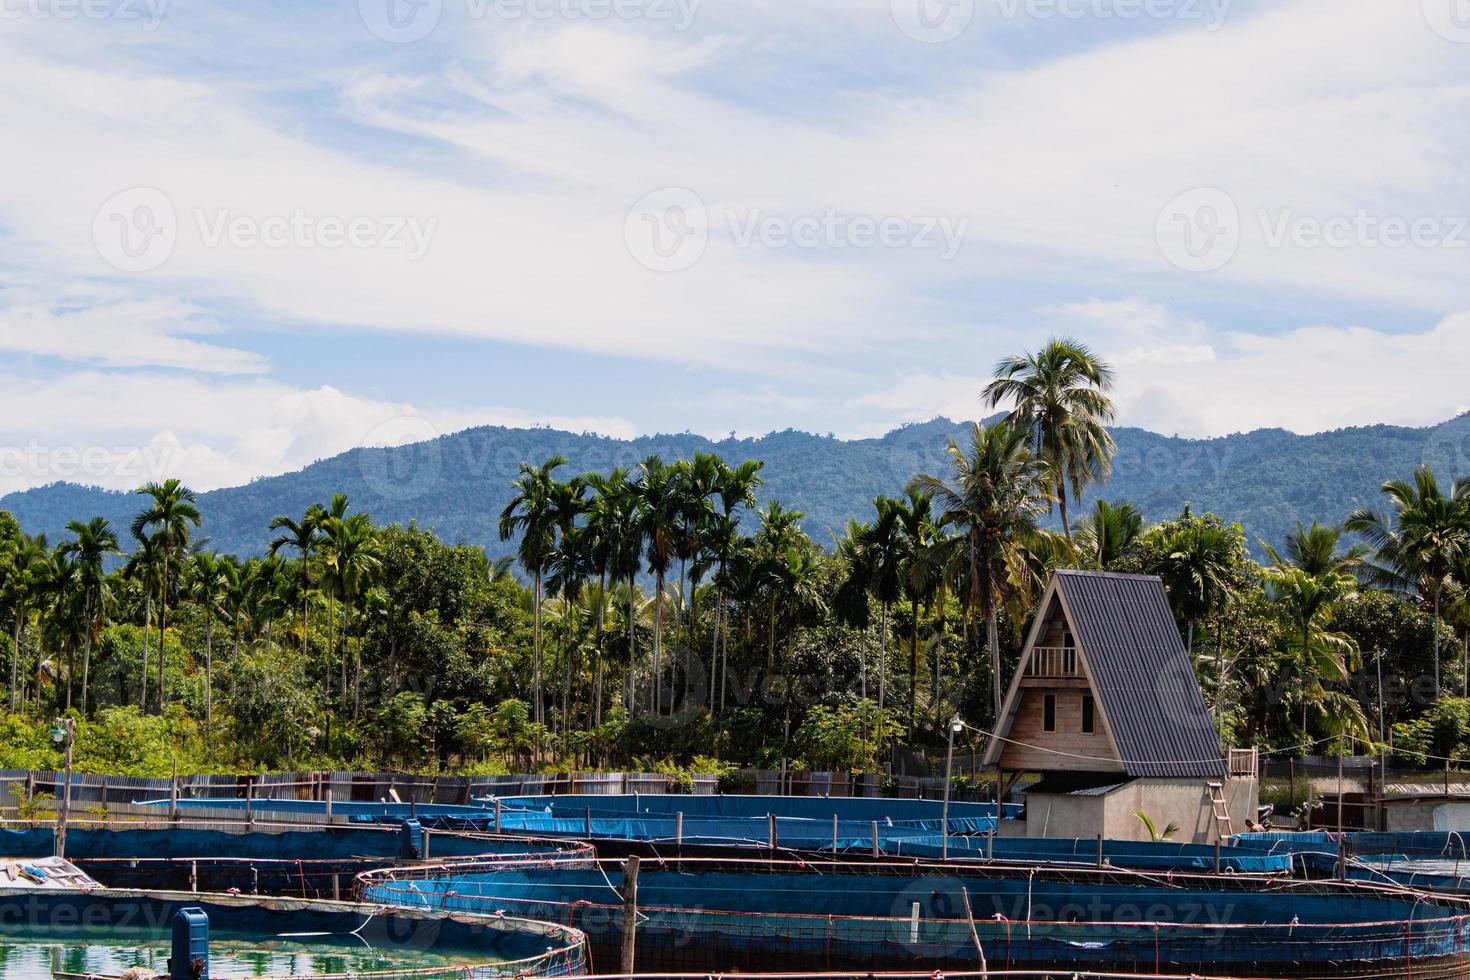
left=983, top=338, right=1116, bottom=540
left=1346, top=467, right=1470, bottom=696
left=909, top=420, right=1053, bottom=721
left=1264, top=566, right=1369, bottom=742
left=131, top=480, right=202, bottom=713
left=499, top=457, right=569, bottom=724
left=1149, top=518, right=1239, bottom=661
left=864, top=498, right=906, bottom=718
left=58, top=517, right=119, bottom=714
left=1264, top=521, right=1369, bottom=578
left=1072, top=499, right=1144, bottom=570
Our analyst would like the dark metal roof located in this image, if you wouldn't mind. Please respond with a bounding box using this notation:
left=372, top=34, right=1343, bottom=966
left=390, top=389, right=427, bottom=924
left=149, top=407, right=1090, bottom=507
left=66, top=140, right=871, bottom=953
left=1056, top=570, right=1227, bottom=779
left=1026, top=773, right=1137, bottom=797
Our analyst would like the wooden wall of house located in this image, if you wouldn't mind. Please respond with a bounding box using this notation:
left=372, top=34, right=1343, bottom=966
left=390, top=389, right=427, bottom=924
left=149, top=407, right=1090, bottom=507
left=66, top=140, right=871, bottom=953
left=998, top=687, right=1124, bottom=773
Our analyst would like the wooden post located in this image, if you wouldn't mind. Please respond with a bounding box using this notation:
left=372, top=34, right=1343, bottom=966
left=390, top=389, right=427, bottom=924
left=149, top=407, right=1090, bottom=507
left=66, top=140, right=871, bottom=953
left=584, top=806, right=592, bottom=838
left=621, top=855, right=640, bottom=976
left=423, top=828, right=431, bottom=860
left=1096, top=834, right=1104, bottom=867
left=244, top=777, right=254, bottom=828
left=675, top=811, right=683, bottom=846
left=1214, top=837, right=1221, bottom=875
left=768, top=813, right=778, bottom=851
left=961, top=885, right=989, bottom=980
left=169, top=759, right=179, bottom=825
left=833, top=813, right=839, bottom=855
left=494, top=799, right=502, bottom=835
left=871, top=820, right=880, bottom=859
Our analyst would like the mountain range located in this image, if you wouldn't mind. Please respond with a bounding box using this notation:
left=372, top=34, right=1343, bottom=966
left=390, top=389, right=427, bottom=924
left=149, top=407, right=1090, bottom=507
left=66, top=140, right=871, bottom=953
left=3, top=414, right=1468, bottom=560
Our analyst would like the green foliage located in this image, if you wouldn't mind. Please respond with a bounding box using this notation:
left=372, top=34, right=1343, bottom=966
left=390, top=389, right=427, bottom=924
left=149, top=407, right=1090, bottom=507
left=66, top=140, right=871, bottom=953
left=1392, top=698, right=1470, bottom=767
left=792, top=701, right=903, bottom=772
left=1134, top=809, right=1180, bottom=841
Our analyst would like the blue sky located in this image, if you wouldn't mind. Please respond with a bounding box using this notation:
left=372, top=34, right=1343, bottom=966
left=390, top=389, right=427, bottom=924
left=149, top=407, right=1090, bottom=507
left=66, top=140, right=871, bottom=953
left=1, top=0, right=1469, bottom=494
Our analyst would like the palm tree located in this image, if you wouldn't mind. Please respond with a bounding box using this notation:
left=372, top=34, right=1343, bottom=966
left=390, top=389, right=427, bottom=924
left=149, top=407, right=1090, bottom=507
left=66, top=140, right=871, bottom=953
left=320, top=501, right=381, bottom=716
left=1264, top=521, right=1369, bottom=578
left=58, top=518, right=119, bottom=714
left=2, top=533, right=49, bottom=711
left=983, top=338, right=1116, bottom=540
left=892, top=488, right=937, bottom=738
left=499, top=457, right=569, bottom=725
left=1264, top=566, right=1369, bottom=742
left=1073, top=499, right=1144, bottom=570
left=187, top=550, right=227, bottom=732
left=38, top=549, right=82, bottom=711
left=124, top=529, right=165, bottom=711
left=1149, top=519, right=1238, bottom=660
left=709, top=459, right=762, bottom=714
left=834, top=518, right=876, bottom=706
left=635, top=456, right=681, bottom=714
left=269, top=503, right=326, bottom=692
left=131, top=479, right=202, bottom=713
left=1346, top=467, right=1470, bottom=696
left=864, top=498, right=906, bottom=718
left=910, top=421, right=1053, bottom=722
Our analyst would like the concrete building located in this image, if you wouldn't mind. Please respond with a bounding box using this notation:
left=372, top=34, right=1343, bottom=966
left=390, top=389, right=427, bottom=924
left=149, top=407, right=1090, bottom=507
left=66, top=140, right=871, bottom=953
left=982, top=570, right=1259, bottom=844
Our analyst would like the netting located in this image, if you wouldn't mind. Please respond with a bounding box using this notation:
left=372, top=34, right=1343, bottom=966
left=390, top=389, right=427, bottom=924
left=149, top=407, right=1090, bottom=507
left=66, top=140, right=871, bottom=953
left=357, top=856, right=1470, bottom=975
left=0, top=887, right=588, bottom=978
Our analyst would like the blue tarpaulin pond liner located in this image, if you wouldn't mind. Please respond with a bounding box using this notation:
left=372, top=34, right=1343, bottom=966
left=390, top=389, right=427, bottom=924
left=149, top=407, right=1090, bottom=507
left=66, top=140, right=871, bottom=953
left=1236, top=831, right=1470, bottom=891
left=356, top=855, right=1470, bottom=976
left=0, top=887, right=588, bottom=977
left=890, top=836, right=1293, bottom=874
left=0, top=826, right=591, bottom=897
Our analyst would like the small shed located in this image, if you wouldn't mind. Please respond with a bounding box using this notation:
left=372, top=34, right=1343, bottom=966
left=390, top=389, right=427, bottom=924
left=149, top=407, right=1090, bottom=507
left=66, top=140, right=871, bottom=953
left=982, top=570, right=1258, bottom=843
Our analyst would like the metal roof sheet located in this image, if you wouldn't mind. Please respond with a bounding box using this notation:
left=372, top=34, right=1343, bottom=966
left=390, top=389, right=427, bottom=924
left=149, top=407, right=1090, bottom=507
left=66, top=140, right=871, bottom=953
left=1056, top=570, right=1227, bottom=779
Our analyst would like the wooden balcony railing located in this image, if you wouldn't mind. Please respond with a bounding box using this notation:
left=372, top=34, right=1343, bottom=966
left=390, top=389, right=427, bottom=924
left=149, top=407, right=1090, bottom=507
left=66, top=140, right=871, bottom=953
left=1025, top=646, right=1081, bottom=678
left=1228, top=748, right=1259, bottom=779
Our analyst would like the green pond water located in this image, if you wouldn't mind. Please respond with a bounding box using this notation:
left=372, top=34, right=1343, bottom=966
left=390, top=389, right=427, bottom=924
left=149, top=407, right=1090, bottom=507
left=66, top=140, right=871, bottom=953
left=0, top=936, right=480, bottom=979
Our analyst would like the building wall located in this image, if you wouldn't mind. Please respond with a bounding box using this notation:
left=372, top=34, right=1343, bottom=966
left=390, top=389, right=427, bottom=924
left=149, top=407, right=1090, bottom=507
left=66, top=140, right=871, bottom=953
left=998, top=687, right=1124, bottom=773
left=1025, top=776, right=1260, bottom=843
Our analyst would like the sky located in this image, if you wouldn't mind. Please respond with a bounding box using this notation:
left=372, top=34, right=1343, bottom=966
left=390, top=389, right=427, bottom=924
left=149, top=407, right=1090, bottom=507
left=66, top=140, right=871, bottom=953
left=1, top=0, right=1469, bottom=495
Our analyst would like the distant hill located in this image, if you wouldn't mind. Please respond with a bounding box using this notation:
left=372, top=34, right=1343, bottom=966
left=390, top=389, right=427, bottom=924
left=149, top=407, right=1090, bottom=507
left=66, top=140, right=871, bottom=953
left=4, top=414, right=1468, bottom=559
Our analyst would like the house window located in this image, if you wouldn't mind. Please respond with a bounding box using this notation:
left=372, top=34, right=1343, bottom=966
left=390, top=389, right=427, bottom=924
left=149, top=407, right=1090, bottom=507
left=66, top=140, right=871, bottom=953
left=1043, top=693, right=1056, bottom=732
left=1082, top=695, right=1095, bottom=734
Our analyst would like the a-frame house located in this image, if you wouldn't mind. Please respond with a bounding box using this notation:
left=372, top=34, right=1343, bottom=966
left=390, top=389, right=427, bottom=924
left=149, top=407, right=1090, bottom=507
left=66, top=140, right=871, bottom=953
left=982, top=569, right=1258, bottom=843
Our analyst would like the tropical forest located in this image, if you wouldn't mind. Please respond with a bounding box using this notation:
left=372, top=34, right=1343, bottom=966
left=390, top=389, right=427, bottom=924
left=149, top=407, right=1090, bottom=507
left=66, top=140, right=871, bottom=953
left=0, top=340, right=1467, bottom=781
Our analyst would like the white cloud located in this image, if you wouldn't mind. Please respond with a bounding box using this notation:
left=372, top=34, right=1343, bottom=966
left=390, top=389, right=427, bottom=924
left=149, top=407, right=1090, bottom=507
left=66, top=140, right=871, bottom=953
left=856, top=309, right=1470, bottom=439
left=0, top=372, right=635, bottom=496
left=0, top=301, right=264, bottom=373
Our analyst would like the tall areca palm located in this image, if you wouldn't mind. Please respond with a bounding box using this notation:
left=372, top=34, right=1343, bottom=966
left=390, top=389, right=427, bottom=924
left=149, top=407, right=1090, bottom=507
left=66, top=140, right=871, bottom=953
left=1072, top=499, right=1144, bottom=570
left=1346, top=468, right=1470, bottom=696
left=910, top=421, right=1053, bottom=722
left=131, top=479, right=202, bottom=714
left=635, top=456, right=681, bottom=714
left=124, top=529, right=165, bottom=711
left=865, top=498, right=906, bottom=717
left=187, top=550, right=227, bottom=731
left=269, top=503, right=326, bottom=694
left=1150, top=520, right=1238, bottom=660
left=320, top=501, right=381, bottom=716
left=709, top=459, right=762, bottom=714
left=59, top=518, right=119, bottom=714
left=499, top=457, right=568, bottom=725
left=983, top=338, right=1116, bottom=540
left=892, top=488, right=937, bottom=738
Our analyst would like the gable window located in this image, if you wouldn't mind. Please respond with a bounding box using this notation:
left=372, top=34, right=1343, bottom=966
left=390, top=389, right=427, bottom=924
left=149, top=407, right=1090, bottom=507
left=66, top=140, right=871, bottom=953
left=1081, top=695, right=1095, bottom=734
left=1043, top=693, right=1056, bottom=732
